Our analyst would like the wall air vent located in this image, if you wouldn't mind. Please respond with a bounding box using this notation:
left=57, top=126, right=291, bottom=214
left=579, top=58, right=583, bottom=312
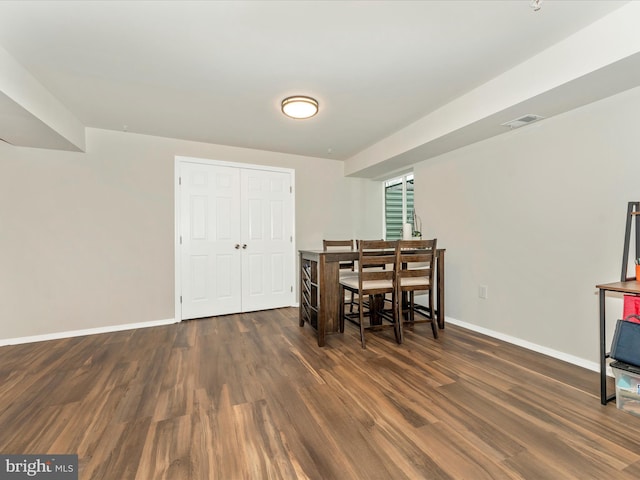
left=501, top=114, right=544, bottom=129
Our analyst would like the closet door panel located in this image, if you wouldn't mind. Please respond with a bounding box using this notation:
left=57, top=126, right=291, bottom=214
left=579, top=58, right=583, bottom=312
left=240, top=169, right=293, bottom=312
left=180, top=163, right=242, bottom=319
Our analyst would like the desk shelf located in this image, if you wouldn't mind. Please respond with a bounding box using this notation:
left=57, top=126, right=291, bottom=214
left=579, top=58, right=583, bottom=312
left=596, top=280, right=640, bottom=405
left=300, top=258, right=319, bottom=330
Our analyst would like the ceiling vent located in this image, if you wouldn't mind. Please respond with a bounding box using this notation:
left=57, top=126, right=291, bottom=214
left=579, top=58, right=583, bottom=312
left=501, top=114, right=544, bottom=129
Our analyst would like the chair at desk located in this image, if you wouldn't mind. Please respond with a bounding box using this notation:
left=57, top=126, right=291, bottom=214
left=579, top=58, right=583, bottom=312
left=323, top=239, right=355, bottom=269
left=339, top=240, right=399, bottom=348
left=323, top=239, right=357, bottom=312
left=395, top=239, right=438, bottom=342
left=357, top=238, right=399, bottom=315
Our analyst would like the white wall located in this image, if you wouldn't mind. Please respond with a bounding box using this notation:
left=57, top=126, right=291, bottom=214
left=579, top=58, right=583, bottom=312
left=0, top=128, right=381, bottom=340
left=414, top=84, right=640, bottom=367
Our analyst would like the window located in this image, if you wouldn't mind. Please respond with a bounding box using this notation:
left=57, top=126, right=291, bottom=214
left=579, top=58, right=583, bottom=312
left=384, top=173, right=414, bottom=240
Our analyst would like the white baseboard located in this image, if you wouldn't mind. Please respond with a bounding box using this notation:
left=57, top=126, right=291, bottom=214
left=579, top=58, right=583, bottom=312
left=0, top=318, right=178, bottom=347
left=446, top=316, right=600, bottom=373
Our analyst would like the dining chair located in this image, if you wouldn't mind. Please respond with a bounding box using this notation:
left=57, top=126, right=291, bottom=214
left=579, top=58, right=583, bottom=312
left=323, top=239, right=356, bottom=271
left=395, top=238, right=438, bottom=342
left=323, top=239, right=357, bottom=312
left=339, top=240, right=399, bottom=348
left=354, top=238, right=394, bottom=312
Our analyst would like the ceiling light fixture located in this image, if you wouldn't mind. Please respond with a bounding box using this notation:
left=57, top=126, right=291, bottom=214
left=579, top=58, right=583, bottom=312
left=530, top=0, right=542, bottom=11
left=281, top=96, right=318, bottom=119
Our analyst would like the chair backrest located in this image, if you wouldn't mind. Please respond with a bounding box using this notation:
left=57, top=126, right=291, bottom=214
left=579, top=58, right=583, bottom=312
left=323, top=239, right=353, bottom=250
left=323, top=239, right=355, bottom=270
left=358, top=240, right=397, bottom=293
left=396, top=239, right=437, bottom=287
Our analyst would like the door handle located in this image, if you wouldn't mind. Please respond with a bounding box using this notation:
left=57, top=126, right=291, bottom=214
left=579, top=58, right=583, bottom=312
left=235, top=244, right=240, bottom=249
left=242, top=244, right=247, bottom=249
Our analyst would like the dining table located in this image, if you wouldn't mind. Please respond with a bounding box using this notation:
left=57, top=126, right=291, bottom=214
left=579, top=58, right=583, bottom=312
left=298, top=248, right=445, bottom=346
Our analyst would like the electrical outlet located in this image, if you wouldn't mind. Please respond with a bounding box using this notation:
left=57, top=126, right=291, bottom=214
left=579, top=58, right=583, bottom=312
left=479, top=285, right=488, bottom=299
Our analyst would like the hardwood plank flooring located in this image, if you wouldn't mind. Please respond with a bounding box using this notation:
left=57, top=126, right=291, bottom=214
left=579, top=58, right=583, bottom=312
left=0, top=307, right=638, bottom=479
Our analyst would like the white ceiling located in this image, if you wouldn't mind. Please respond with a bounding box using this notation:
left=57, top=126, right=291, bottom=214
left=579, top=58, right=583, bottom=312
left=0, top=0, right=634, bottom=173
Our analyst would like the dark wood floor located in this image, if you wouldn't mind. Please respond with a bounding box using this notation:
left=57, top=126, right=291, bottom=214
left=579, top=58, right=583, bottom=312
left=0, top=307, right=638, bottom=479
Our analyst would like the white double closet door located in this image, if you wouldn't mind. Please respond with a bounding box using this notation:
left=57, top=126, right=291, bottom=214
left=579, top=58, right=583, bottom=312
left=177, top=158, right=294, bottom=320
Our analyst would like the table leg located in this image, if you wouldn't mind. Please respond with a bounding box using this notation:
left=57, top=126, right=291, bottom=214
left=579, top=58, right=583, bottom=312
left=369, top=294, right=386, bottom=325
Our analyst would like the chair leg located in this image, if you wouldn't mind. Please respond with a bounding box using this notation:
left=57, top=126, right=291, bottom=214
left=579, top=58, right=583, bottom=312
left=395, top=292, right=403, bottom=344
left=359, top=294, right=366, bottom=349
left=409, top=292, right=415, bottom=322
left=339, top=285, right=346, bottom=333
left=429, top=289, right=438, bottom=339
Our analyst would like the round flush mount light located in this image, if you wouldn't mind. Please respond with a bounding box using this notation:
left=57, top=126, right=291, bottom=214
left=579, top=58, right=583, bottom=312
left=281, top=96, right=318, bottom=119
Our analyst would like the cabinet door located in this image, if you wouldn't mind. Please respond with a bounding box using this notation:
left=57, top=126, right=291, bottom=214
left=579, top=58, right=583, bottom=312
left=240, top=169, right=293, bottom=312
left=180, top=162, right=242, bottom=319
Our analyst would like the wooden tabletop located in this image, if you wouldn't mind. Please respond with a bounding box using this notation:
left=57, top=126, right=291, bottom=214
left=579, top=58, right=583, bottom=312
left=595, top=280, right=640, bottom=294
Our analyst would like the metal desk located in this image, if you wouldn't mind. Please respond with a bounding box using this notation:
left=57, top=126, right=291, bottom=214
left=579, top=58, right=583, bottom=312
left=595, top=280, right=640, bottom=405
